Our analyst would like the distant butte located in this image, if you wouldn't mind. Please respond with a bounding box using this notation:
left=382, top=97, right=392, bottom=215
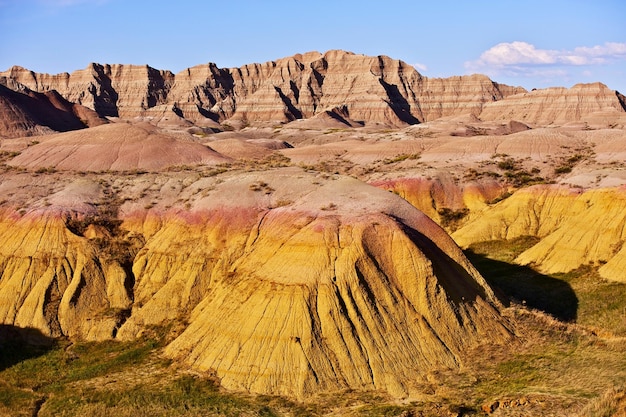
left=1, top=50, right=526, bottom=131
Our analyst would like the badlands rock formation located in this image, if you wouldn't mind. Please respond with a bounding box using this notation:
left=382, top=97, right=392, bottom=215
left=2, top=50, right=626, bottom=405
left=0, top=81, right=106, bottom=138
left=1, top=50, right=525, bottom=129
left=1, top=64, right=175, bottom=119
left=7, top=122, right=229, bottom=171
left=3, top=50, right=624, bottom=136
left=0, top=167, right=511, bottom=399
left=479, top=82, right=626, bottom=126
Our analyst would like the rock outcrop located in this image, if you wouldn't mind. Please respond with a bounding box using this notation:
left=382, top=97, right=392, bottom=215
left=1, top=51, right=526, bottom=127
left=479, top=82, right=626, bottom=126
left=370, top=176, right=506, bottom=227
left=1, top=64, right=175, bottom=119
left=0, top=180, right=130, bottom=341
left=4, top=51, right=626, bottom=130
left=0, top=168, right=511, bottom=399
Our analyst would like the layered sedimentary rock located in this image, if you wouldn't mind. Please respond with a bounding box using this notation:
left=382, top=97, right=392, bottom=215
left=452, top=185, right=626, bottom=282
left=413, top=74, right=524, bottom=121
left=4, top=51, right=626, bottom=130
left=0, top=179, right=132, bottom=341
left=479, top=82, right=626, bottom=125
left=0, top=211, right=132, bottom=340
left=0, top=82, right=106, bottom=138
left=0, top=168, right=511, bottom=398
left=1, top=64, right=175, bottom=118
left=1, top=50, right=527, bottom=127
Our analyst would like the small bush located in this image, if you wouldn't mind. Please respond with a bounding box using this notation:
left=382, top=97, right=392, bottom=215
left=437, top=207, right=469, bottom=230
left=497, top=158, right=518, bottom=171
left=554, top=165, right=573, bottom=174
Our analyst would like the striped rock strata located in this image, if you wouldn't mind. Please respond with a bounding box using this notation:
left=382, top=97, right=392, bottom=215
left=479, top=82, right=626, bottom=126
left=1, top=50, right=524, bottom=127
left=1, top=64, right=174, bottom=119
left=0, top=81, right=106, bottom=138
left=0, top=168, right=511, bottom=399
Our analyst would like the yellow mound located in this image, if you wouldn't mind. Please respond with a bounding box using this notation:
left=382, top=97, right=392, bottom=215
left=0, top=169, right=511, bottom=399
left=453, top=185, right=626, bottom=282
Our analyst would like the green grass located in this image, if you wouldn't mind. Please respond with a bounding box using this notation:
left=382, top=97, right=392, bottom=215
left=552, top=266, right=626, bottom=336
left=1, top=338, right=157, bottom=392
left=41, top=375, right=273, bottom=417
left=466, top=237, right=626, bottom=336
left=465, top=236, right=578, bottom=321
left=454, top=238, right=626, bottom=413
left=0, top=334, right=292, bottom=417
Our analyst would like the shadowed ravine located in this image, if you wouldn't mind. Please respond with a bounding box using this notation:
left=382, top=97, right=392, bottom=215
left=465, top=250, right=578, bottom=322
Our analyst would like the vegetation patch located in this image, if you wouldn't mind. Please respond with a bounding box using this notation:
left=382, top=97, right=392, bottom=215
left=382, top=153, right=421, bottom=164
left=437, top=207, right=469, bottom=231
left=468, top=155, right=545, bottom=187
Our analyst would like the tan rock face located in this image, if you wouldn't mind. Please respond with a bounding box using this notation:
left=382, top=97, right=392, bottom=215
left=1, top=64, right=175, bottom=119
left=0, top=169, right=511, bottom=399
left=4, top=52, right=626, bottom=130
left=1, top=50, right=527, bottom=127
left=479, top=83, right=626, bottom=126
left=414, top=74, right=525, bottom=121
left=0, top=82, right=106, bottom=138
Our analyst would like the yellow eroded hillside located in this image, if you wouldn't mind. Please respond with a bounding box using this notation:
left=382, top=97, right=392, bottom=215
left=0, top=169, right=512, bottom=399
left=0, top=210, right=132, bottom=340
left=161, top=210, right=509, bottom=399
left=453, top=185, right=626, bottom=282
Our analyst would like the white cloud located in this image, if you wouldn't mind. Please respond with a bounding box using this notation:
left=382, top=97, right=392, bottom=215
left=413, top=62, right=428, bottom=72
left=466, top=41, right=626, bottom=75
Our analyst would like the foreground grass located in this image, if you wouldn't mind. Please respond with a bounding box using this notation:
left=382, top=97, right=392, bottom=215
left=466, top=236, right=626, bottom=336
left=0, top=335, right=319, bottom=417
left=461, top=237, right=626, bottom=415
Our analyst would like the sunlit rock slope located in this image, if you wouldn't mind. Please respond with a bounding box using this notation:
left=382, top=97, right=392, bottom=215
left=0, top=167, right=511, bottom=399
left=453, top=185, right=626, bottom=282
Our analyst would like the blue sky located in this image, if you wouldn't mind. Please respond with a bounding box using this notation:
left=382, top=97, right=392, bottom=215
left=1, top=0, right=625, bottom=93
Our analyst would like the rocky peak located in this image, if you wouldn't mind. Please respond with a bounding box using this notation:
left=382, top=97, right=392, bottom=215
left=0, top=81, right=107, bottom=138
left=6, top=50, right=624, bottom=130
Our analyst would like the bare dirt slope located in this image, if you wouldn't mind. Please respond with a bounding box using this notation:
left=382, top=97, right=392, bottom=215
left=7, top=122, right=229, bottom=171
